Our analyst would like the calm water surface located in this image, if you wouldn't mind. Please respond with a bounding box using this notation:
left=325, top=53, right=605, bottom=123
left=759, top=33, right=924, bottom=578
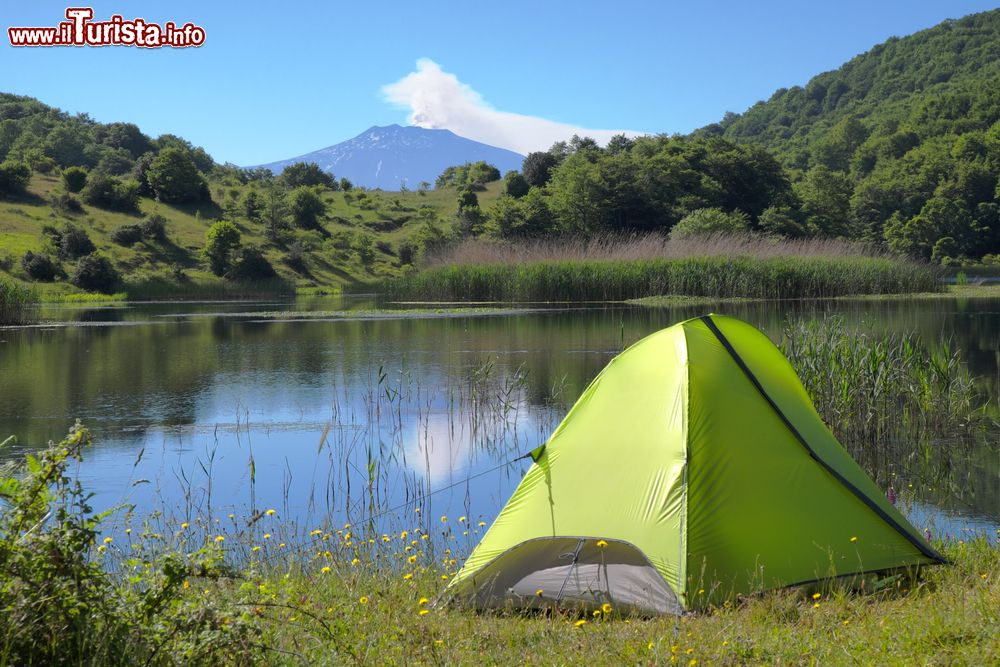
left=1, top=295, right=998, bottom=543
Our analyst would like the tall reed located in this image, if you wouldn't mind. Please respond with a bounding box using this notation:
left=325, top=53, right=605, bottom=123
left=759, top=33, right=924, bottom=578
left=385, top=255, right=941, bottom=302
left=0, top=277, right=36, bottom=325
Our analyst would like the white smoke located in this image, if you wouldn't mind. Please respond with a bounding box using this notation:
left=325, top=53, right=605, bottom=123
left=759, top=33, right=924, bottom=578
left=382, top=58, right=643, bottom=155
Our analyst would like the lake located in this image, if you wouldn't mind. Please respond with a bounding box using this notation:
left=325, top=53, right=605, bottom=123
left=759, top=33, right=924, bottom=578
left=1, top=295, right=998, bottom=545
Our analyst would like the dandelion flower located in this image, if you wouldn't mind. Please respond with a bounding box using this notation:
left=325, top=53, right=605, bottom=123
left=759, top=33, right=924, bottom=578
left=310, top=529, right=322, bottom=537
left=279, top=542, right=286, bottom=548
left=812, top=592, right=821, bottom=600
left=97, top=545, right=106, bottom=553
left=418, top=596, right=429, bottom=606
left=647, top=641, right=654, bottom=650
left=441, top=574, right=448, bottom=580
left=403, top=573, right=413, bottom=580
left=850, top=536, right=858, bottom=543
left=180, top=522, right=189, bottom=530
left=592, top=609, right=601, bottom=617
left=265, top=509, right=276, bottom=516
left=536, top=588, right=544, bottom=597
left=418, top=609, right=429, bottom=616
left=842, top=619, right=850, bottom=626
left=400, top=531, right=408, bottom=539
left=421, top=534, right=429, bottom=540
left=351, top=558, right=360, bottom=566
left=458, top=516, right=466, bottom=523
left=813, top=602, right=820, bottom=609
left=103, top=536, right=113, bottom=544
left=125, top=528, right=131, bottom=534
left=689, top=660, right=697, bottom=666
left=215, top=535, right=225, bottom=543
left=596, top=539, right=608, bottom=548
left=408, top=555, right=417, bottom=564
left=359, top=596, right=369, bottom=605
left=434, top=639, right=443, bottom=646
left=321, top=566, right=331, bottom=573
left=601, top=603, right=612, bottom=614
left=478, top=521, right=486, bottom=527
left=574, top=619, right=587, bottom=628
left=263, top=533, right=271, bottom=539
left=183, top=580, right=189, bottom=589
left=440, top=515, right=448, bottom=523
left=252, top=546, right=260, bottom=553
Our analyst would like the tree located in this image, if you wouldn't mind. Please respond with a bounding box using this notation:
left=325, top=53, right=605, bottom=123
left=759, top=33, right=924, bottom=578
left=455, top=189, right=483, bottom=236
left=547, top=153, right=611, bottom=233
left=502, top=171, right=530, bottom=198
left=62, top=166, right=88, bottom=193
left=339, top=177, right=353, bottom=192
left=263, top=186, right=289, bottom=240
left=669, top=208, right=749, bottom=239
left=289, top=186, right=326, bottom=230
left=521, top=151, right=559, bottom=187
left=56, top=224, right=96, bottom=260
left=281, top=162, right=336, bottom=189
left=436, top=161, right=501, bottom=189
left=354, top=232, right=375, bottom=267
left=241, top=189, right=264, bottom=223
left=204, top=221, right=242, bottom=276
left=0, top=160, right=31, bottom=197
left=21, top=251, right=61, bottom=282
left=146, top=147, right=210, bottom=204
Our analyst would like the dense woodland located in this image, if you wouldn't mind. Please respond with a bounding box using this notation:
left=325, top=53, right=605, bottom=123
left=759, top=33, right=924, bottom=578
left=2, top=8, right=1000, bottom=294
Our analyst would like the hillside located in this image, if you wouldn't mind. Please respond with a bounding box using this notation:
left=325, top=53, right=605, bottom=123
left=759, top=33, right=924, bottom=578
left=693, top=9, right=1000, bottom=260
left=257, top=125, right=525, bottom=190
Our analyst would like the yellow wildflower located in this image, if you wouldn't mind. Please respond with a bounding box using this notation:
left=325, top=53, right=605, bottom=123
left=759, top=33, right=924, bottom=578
left=458, top=516, right=466, bottom=523
left=535, top=588, right=544, bottom=597
left=215, top=535, right=225, bottom=543
left=351, top=558, right=360, bottom=566
left=478, top=521, right=486, bottom=527
left=96, top=545, right=106, bottom=553
left=850, top=536, right=858, bottom=543
left=310, top=529, right=322, bottom=536
left=440, top=515, right=448, bottom=523
left=359, top=596, right=368, bottom=605
left=263, top=533, right=271, bottom=539
left=103, top=536, right=113, bottom=544
left=183, top=580, right=189, bottom=589
left=418, top=597, right=429, bottom=605
left=574, top=619, right=587, bottom=628
left=403, top=573, right=413, bottom=580
left=601, top=603, right=612, bottom=614
left=321, top=566, right=331, bottom=573
left=595, top=539, right=608, bottom=548
left=180, top=522, right=189, bottom=530
left=812, top=592, right=821, bottom=600
left=408, top=555, right=417, bottom=564
left=251, top=546, right=260, bottom=553
left=265, top=509, right=276, bottom=516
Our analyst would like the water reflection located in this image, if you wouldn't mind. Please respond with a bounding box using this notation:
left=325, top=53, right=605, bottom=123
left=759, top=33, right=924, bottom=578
left=1, top=295, right=998, bottom=541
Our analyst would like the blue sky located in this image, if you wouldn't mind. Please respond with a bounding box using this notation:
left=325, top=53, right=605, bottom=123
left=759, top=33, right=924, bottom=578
left=2, top=1, right=997, bottom=165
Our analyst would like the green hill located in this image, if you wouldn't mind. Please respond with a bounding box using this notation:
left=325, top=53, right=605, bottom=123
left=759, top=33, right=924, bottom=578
left=0, top=92, right=503, bottom=297
left=697, top=9, right=1000, bottom=261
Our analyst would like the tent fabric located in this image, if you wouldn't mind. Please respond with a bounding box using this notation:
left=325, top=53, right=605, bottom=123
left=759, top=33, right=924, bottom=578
left=444, top=314, right=943, bottom=614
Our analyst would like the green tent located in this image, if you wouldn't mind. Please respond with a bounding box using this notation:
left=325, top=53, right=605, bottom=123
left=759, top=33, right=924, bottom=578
left=445, top=314, right=943, bottom=614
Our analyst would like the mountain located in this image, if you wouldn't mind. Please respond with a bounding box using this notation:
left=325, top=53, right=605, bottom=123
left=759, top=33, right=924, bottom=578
left=256, top=125, right=525, bottom=190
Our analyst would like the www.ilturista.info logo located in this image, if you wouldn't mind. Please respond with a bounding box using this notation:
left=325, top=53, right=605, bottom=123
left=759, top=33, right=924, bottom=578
left=8, top=8, right=205, bottom=48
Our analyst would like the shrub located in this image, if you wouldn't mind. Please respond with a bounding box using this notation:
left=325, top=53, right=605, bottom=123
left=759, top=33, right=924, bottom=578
left=110, top=223, right=144, bottom=247
left=57, top=224, right=96, bottom=260
left=70, top=254, right=119, bottom=293
left=62, top=166, right=88, bottom=193
left=140, top=213, right=168, bottom=242
left=82, top=173, right=140, bottom=212
left=670, top=208, right=750, bottom=240
left=50, top=191, right=84, bottom=214
left=0, top=160, right=31, bottom=197
left=398, top=240, right=416, bottom=265
left=146, top=147, right=211, bottom=204
left=354, top=232, right=375, bottom=267
left=226, top=245, right=277, bottom=281
left=20, top=251, right=61, bottom=282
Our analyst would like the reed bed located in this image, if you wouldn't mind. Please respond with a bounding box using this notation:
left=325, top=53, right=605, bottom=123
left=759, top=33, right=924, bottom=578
left=386, top=255, right=941, bottom=302
left=0, top=278, right=36, bottom=325
left=427, top=233, right=886, bottom=266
